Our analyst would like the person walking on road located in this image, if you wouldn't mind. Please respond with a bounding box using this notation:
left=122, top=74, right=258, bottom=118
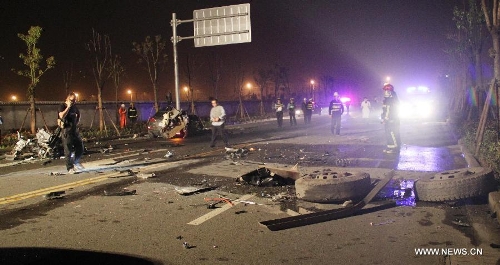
left=274, top=98, right=284, bottom=127
left=287, top=98, right=297, bottom=126
left=58, top=92, right=84, bottom=174
left=127, top=102, right=138, bottom=124
left=301, top=98, right=308, bottom=124
left=209, top=99, right=229, bottom=148
left=361, top=97, right=371, bottom=120
left=329, top=92, right=344, bottom=135
left=305, top=98, right=314, bottom=124
left=381, top=83, right=401, bottom=154
left=118, top=104, right=127, bottom=128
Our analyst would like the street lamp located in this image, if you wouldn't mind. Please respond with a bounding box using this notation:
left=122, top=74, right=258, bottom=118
left=310, top=79, right=315, bottom=99
left=11, top=95, right=17, bottom=101
left=183, top=86, right=189, bottom=101
left=74, top=93, right=79, bottom=101
left=127, top=89, right=132, bottom=102
left=386, top=76, right=391, bottom=83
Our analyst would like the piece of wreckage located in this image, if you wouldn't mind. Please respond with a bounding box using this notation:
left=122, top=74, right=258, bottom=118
left=6, top=129, right=64, bottom=160
left=159, top=106, right=188, bottom=138
left=225, top=147, right=250, bottom=159
left=237, top=165, right=300, bottom=186
left=260, top=170, right=397, bottom=231
left=295, top=169, right=372, bottom=203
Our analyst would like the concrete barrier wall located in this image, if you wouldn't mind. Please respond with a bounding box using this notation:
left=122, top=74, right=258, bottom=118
left=0, top=100, right=275, bottom=132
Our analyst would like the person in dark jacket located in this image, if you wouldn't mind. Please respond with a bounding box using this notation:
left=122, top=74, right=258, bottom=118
left=305, top=98, right=314, bottom=124
left=127, top=103, right=138, bottom=124
left=287, top=98, right=297, bottom=126
left=381, top=83, right=401, bottom=154
left=328, top=92, right=344, bottom=135
left=274, top=98, right=284, bottom=127
left=58, top=92, right=84, bottom=174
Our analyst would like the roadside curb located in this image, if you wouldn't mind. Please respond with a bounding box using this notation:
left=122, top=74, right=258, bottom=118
left=458, top=139, right=500, bottom=225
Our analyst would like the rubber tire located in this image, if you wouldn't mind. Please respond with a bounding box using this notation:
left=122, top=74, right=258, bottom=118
left=415, top=167, right=496, bottom=202
left=295, top=171, right=371, bottom=203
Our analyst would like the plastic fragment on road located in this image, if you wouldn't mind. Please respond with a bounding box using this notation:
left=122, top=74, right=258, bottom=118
left=164, top=151, right=174, bottom=158
left=237, top=166, right=298, bottom=186
left=44, top=191, right=65, bottom=200
left=370, top=220, right=395, bottom=226
left=137, top=173, right=156, bottom=179
left=103, top=189, right=136, bottom=196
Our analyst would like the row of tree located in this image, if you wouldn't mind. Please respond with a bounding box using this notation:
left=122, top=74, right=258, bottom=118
left=14, top=26, right=168, bottom=133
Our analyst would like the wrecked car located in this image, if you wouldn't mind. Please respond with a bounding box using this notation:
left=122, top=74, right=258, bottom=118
left=147, top=106, right=204, bottom=139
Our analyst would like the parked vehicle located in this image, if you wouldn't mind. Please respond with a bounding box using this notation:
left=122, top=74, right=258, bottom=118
left=147, top=107, right=205, bottom=139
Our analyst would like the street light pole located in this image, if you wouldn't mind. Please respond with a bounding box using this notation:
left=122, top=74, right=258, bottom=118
left=127, top=89, right=133, bottom=102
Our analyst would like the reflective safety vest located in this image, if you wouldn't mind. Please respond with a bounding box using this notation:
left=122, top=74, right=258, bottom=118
left=306, top=102, right=313, bottom=110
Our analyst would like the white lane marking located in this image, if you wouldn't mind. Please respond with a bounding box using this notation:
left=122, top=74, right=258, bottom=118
left=188, top=194, right=255, bottom=226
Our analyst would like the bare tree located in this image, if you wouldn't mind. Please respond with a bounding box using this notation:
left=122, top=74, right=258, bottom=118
left=233, top=62, right=249, bottom=120
left=109, top=54, right=125, bottom=122
left=86, top=29, right=112, bottom=131
left=63, top=62, right=73, bottom=95
left=208, top=51, right=223, bottom=99
left=132, top=35, right=168, bottom=112
left=184, top=53, right=204, bottom=114
left=14, top=26, right=55, bottom=134
left=454, top=0, right=486, bottom=119
left=272, top=64, right=290, bottom=99
left=253, top=69, right=272, bottom=116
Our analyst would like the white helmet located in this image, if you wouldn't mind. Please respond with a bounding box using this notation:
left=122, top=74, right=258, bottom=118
left=333, top=92, right=339, bottom=97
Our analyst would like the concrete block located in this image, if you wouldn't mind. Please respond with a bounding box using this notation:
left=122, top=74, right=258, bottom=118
left=488, top=191, right=500, bottom=225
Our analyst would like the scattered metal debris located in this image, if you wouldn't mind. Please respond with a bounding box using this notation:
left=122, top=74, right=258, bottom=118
left=260, top=170, right=396, bottom=231
left=103, top=189, right=137, bottom=196
left=183, top=242, right=193, bottom=249
left=204, top=197, right=234, bottom=209
left=237, top=166, right=298, bottom=187
left=225, top=147, right=249, bottom=159
left=164, top=151, right=174, bottom=158
left=44, top=191, right=65, bottom=200
left=452, top=219, right=471, bottom=227
left=174, top=186, right=216, bottom=195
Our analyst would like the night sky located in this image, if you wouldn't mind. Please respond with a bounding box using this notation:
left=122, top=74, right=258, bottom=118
left=0, top=0, right=460, bottom=103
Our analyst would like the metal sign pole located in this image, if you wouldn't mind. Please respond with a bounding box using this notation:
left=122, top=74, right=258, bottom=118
left=171, top=13, right=181, bottom=110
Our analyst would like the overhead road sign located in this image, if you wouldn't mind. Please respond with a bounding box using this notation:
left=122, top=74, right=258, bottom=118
left=193, top=3, right=251, bottom=47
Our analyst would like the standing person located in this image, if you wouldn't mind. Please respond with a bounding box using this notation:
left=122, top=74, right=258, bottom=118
left=301, top=98, right=308, bottom=124
left=127, top=103, right=138, bottom=124
left=209, top=99, right=229, bottom=148
left=58, top=92, right=84, bottom=174
left=287, top=98, right=297, bottom=126
left=361, top=97, right=371, bottom=120
left=118, top=104, right=127, bottom=128
left=381, top=83, right=401, bottom=154
left=305, top=98, right=314, bottom=124
left=329, top=92, right=344, bottom=135
left=274, top=98, right=284, bottom=127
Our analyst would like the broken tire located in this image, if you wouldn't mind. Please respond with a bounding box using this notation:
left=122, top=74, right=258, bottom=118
left=295, top=170, right=371, bottom=203
left=415, top=167, right=496, bottom=202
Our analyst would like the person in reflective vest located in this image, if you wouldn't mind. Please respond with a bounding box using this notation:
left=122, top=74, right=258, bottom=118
left=305, top=98, right=313, bottom=124
left=287, top=98, right=297, bottom=126
left=127, top=103, right=138, bottom=124
left=381, top=83, right=401, bottom=154
left=274, top=98, right=284, bottom=127
left=328, top=92, right=344, bottom=135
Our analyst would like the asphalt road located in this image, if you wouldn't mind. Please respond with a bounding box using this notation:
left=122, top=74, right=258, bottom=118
left=0, top=111, right=499, bottom=265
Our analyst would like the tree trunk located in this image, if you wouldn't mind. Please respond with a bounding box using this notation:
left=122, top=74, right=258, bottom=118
left=98, top=88, right=104, bottom=131
left=30, top=96, right=36, bottom=134
left=153, top=83, right=159, bottom=112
